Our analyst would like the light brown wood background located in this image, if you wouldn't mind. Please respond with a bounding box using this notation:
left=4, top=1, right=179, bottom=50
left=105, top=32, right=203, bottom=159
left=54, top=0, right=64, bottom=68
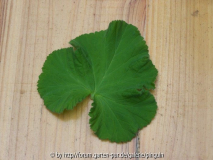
left=0, top=0, right=213, bottom=160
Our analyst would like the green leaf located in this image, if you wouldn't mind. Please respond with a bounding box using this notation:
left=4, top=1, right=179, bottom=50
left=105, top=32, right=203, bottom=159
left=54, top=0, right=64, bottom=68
left=37, top=20, right=158, bottom=142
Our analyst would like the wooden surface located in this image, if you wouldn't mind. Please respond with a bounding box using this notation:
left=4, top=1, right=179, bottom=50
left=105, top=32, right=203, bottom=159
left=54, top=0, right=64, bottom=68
left=0, top=0, right=213, bottom=160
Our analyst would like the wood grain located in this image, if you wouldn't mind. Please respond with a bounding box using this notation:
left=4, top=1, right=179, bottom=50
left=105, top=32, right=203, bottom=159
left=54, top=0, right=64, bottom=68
left=140, top=1, right=213, bottom=160
left=0, top=0, right=212, bottom=160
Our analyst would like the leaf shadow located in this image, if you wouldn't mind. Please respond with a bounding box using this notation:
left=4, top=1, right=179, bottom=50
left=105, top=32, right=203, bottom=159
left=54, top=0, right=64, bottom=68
left=150, top=74, right=159, bottom=95
left=50, top=96, right=91, bottom=121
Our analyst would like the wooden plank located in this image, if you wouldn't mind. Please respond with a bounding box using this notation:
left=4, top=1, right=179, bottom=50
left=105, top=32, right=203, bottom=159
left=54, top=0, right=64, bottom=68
left=0, top=0, right=146, bottom=160
left=1, top=0, right=213, bottom=160
left=139, top=0, right=213, bottom=160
